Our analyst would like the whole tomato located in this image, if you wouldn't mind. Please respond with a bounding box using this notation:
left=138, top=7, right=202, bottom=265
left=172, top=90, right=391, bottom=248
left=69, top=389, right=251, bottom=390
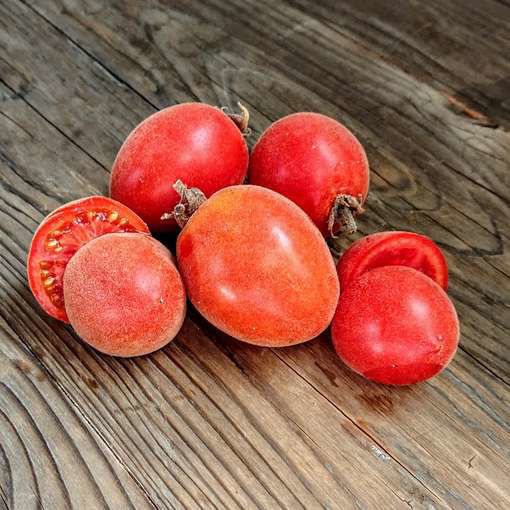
left=176, top=185, right=339, bottom=346
left=64, top=233, right=186, bottom=357
left=337, top=231, right=448, bottom=291
left=110, top=103, right=249, bottom=232
left=249, top=112, right=369, bottom=236
left=332, top=266, right=459, bottom=385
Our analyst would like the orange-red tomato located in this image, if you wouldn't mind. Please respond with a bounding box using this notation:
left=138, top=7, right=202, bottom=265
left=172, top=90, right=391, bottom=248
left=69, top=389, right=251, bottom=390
left=177, top=185, right=339, bottom=346
left=64, top=233, right=186, bottom=357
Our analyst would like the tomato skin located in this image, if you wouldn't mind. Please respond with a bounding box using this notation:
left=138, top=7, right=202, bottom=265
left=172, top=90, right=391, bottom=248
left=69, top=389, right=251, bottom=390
left=110, top=103, right=249, bottom=232
left=177, top=185, right=339, bottom=346
left=338, top=231, right=448, bottom=291
left=249, top=113, right=369, bottom=236
left=27, top=196, right=149, bottom=322
left=332, top=266, right=459, bottom=385
left=64, top=233, right=186, bottom=357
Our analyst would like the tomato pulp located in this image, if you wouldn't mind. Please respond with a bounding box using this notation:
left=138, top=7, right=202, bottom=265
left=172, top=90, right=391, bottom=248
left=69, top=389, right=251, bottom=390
left=337, top=231, right=448, bottom=291
left=177, top=185, right=339, bottom=346
left=332, top=266, right=459, bottom=385
left=249, top=112, right=369, bottom=236
left=110, top=103, right=249, bottom=232
left=27, top=196, right=149, bottom=322
left=64, top=233, right=186, bottom=357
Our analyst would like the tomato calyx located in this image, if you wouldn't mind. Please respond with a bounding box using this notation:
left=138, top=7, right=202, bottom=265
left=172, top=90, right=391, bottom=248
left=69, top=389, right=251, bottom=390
left=221, top=102, right=251, bottom=136
left=161, top=180, right=206, bottom=228
left=328, top=194, right=364, bottom=238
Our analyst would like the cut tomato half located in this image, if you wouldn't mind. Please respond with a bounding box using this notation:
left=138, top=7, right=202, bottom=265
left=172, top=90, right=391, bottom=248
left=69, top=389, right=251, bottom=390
left=337, top=231, right=448, bottom=291
left=27, top=196, right=150, bottom=322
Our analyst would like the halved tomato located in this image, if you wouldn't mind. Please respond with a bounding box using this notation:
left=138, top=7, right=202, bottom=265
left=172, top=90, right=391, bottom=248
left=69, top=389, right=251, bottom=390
left=337, top=231, right=448, bottom=291
left=27, top=196, right=150, bottom=322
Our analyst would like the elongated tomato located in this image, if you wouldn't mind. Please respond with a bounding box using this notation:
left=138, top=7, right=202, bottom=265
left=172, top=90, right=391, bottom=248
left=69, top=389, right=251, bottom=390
left=176, top=185, right=339, bottom=346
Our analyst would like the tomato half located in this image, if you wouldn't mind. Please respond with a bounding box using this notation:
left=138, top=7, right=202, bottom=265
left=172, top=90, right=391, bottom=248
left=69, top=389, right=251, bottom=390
left=27, top=196, right=149, bottom=322
left=337, top=231, right=448, bottom=291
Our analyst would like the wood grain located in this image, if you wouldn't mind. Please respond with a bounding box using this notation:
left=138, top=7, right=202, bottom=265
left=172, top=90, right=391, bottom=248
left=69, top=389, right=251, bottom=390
left=0, top=0, right=509, bottom=508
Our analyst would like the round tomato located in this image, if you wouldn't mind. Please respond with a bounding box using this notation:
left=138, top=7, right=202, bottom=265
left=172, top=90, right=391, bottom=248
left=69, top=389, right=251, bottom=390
left=27, top=196, right=149, bottom=322
left=177, top=185, right=339, bottom=346
left=110, top=103, right=249, bottom=232
left=249, top=112, right=369, bottom=236
left=332, top=266, right=459, bottom=385
left=337, top=231, right=448, bottom=291
left=64, top=233, right=186, bottom=357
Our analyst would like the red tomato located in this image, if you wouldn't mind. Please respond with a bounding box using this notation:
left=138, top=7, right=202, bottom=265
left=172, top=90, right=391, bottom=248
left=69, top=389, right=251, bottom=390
left=332, top=266, right=459, bottom=385
left=110, top=103, right=249, bottom=232
left=249, top=113, right=369, bottom=236
left=64, top=233, right=186, bottom=357
left=338, top=231, right=448, bottom=291
left=27, top=196, right=149, bottom=322
left=177, top=185, right=339, bottom=346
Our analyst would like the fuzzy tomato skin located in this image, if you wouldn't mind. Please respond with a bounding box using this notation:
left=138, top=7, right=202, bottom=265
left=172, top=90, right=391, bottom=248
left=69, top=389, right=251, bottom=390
left=63, top=233, right=186, bottom=357
left=110, top=103, right=249, bottom=232
left=249, top=113, right=369, bottom=236
left=177, top=185, right=339, bottom=346
left=337, top=231, right=448, bottom=291
left=332, top=266, right=459, bottom=385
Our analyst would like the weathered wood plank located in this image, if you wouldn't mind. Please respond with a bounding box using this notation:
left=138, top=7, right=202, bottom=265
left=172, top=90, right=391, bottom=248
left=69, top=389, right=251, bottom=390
left=0, top=306, right=152, bottom=509
left=0, top=0, right=509, bottom=508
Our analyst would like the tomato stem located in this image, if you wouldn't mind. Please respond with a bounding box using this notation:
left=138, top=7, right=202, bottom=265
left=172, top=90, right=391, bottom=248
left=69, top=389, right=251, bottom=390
left=223, top=102, right=250, bottom=135
left=328, top=194, right=364, bottom=237
left=161, top=180, right=206, bottom=228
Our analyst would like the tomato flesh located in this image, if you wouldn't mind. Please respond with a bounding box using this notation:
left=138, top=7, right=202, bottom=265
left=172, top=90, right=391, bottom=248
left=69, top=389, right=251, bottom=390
left=337, top=231, right=448, bottom=291
left=332, top=266, right=459, bottom=385
left=27, top=196, right=149, bottom=322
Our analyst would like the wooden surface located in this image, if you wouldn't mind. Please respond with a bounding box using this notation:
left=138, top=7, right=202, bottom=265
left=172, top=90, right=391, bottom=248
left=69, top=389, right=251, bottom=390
left=0, top=0, right=509, bottom=508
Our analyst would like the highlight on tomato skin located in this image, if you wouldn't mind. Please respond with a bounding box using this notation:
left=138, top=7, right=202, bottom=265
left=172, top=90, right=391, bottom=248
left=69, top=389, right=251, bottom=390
left=332, top=266, right=459, bottom=385
left=27, top=196, right=150, bottom=322
left=176, top=184, right=340, bottom=347
left=337, top=231, right=448, bottom=291
left=63, top=233, right=186, bottom=357
left=110, top=102, right=249, bottom=232
left=249, top=112, right=370, bottom=237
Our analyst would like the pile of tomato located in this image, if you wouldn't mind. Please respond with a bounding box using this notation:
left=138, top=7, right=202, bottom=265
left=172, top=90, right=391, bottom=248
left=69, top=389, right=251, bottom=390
left=27, top=103, right=459, bottom=385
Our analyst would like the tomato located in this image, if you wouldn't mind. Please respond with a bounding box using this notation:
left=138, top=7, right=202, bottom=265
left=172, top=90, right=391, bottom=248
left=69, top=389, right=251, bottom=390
left=337, top=231, right=448, bottom=291
left=27, top=196, right=149, bottom=322
left=64, top=233, right=186, bottom=357
left=249, top=112, right=369, bottom=236
left=110, top=103, right=249, bottom=232
left=176, top=185, right=339, bottom=346
left=332, top=266, right=459, bottom=385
